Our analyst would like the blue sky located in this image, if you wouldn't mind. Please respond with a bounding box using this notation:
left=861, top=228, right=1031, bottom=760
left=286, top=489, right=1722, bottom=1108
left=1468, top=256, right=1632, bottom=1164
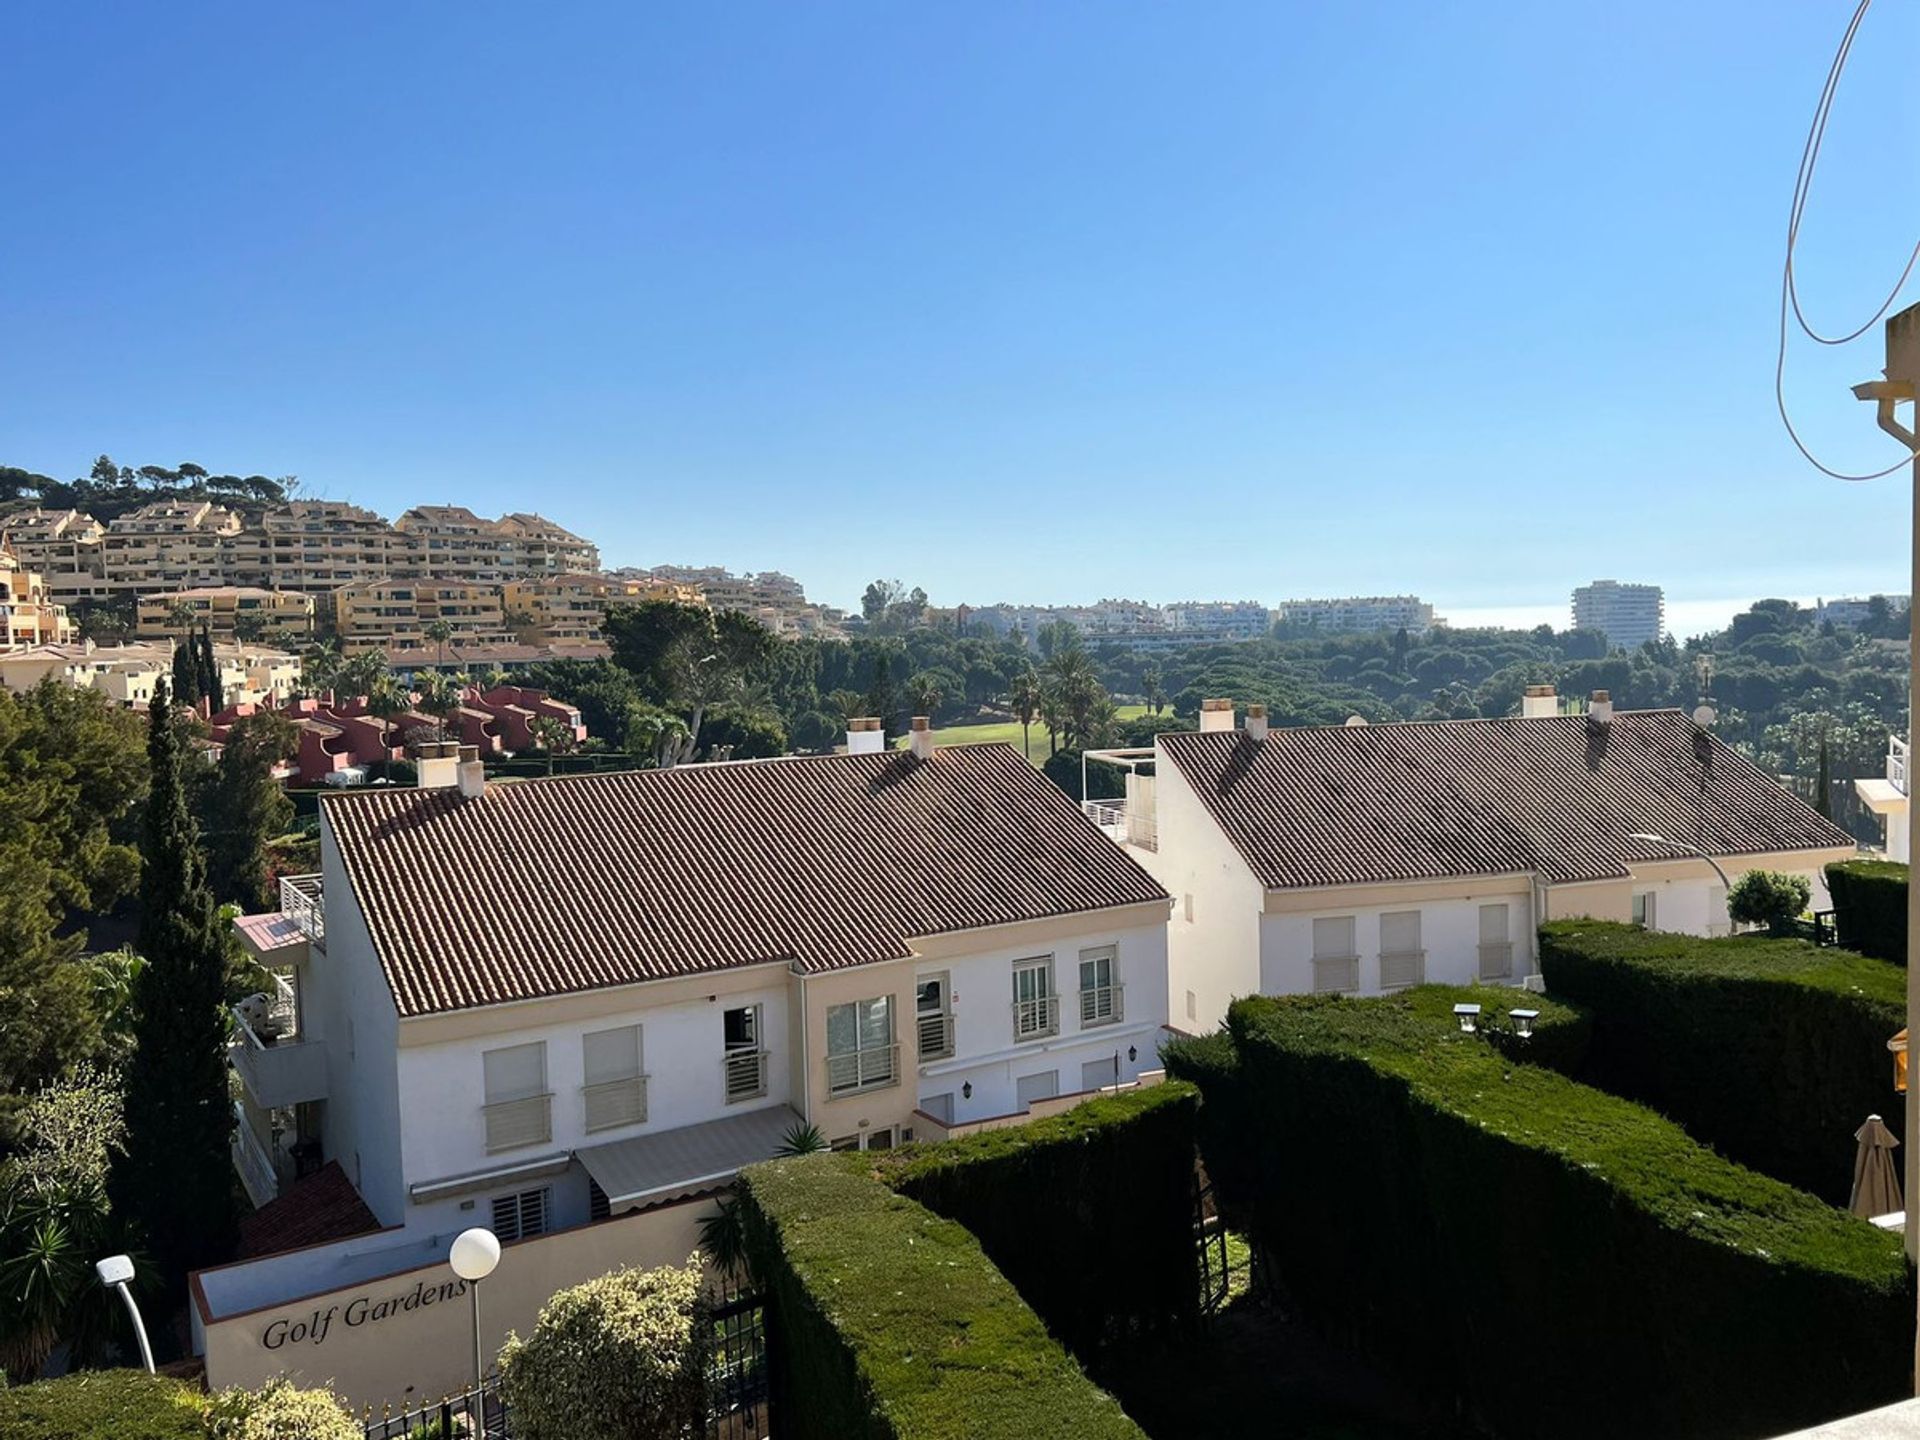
left=2, top=3, right=1915, bottom=631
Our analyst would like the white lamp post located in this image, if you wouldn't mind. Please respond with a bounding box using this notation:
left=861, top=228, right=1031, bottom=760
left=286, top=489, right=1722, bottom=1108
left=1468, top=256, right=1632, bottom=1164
left=94, top=1254, right=153, bottom=1374
left=448, top=1227, right=501, bottom=1394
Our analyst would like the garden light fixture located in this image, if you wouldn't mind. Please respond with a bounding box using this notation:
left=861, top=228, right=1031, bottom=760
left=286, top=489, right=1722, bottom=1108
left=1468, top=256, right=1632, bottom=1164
left=1453, top=1003, right=1480, bottom=1034
left=95, top=1254, right=154, bottom=1374
left=1509, top=1009, right=1540, bottom=1040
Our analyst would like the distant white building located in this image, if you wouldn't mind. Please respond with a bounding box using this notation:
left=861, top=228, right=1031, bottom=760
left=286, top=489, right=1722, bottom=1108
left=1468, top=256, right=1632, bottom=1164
left=1815, top=595, right=1910, bottom=629
left=1571, top=580, right=1664, bottom=650
left=1274, top=595, right=1437, bottom=635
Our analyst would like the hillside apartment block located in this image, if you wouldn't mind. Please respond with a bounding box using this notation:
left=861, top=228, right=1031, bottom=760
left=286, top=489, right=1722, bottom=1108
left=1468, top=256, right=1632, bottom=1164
left=0, top=639, right=300, bottom=707
left=135, top=587, right=316, bottom=643
left=0, top=544, right=75, bottom=650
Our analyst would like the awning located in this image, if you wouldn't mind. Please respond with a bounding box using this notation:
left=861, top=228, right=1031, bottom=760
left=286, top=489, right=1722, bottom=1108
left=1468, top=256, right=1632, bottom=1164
left=576, top=1105, right=803, bottom=1210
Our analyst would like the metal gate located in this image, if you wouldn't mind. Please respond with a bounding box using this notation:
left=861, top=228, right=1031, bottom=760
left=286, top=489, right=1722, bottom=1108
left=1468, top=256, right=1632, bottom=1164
left=1194, top=1173, right=1230, bottom=1317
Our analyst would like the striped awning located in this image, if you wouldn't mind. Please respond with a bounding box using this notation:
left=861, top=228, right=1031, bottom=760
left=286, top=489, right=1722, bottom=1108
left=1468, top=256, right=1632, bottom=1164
left=576, top=1105, right=802, bottom=1210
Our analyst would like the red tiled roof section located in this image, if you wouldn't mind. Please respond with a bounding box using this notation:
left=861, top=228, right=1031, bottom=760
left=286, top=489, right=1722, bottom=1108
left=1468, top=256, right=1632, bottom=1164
left=326, top=743, right=1169, bottom=1017
left=1158, top=709, right=1857, bottom=891
left=236, top=1162, right=379, bottom=1259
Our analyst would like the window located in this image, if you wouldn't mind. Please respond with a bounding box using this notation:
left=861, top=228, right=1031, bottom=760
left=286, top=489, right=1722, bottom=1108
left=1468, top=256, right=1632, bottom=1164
left=1081, top=1056, right=1119, bottom=1092
left=1078, top=947, right=1122, bottom=1026
left=1016, top=1070, right=1059, bottom=1111
left=1311, top=916, right=1359, bottom=993
left=916, top=974, right=953, bottom=1060
left=1632, top=891, right=1657, bottom=928
left=723, top=1004, right=767, bottom=1103
left=482, top=1042, right=550, bottom=1152
left=490, top=1186, right=549, bottom=1241
left=588, top=1178, right=611, bottom=1223
left=1478, top=903, right=1513, bottom=979
left=826, top=996, right=896, bottom=1093
left=582, top=1025, right=645, bottom=1132
left=1012, top=957, right=1057, bottom=1039
left=1378, top=911, right=1424, bottom=990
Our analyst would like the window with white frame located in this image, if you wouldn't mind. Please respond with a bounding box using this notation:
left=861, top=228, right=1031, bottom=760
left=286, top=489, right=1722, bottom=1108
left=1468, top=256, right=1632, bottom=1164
left=581, top=1024, right=646, bottom=1133
left=1078, top=947, right=1121, bottom=1026
left=916, top=974, right=953, bottom=1059
left=482, top=1041, right=551, bottom=1153
left=1378, top=911, right=1424, bottom=990
left=489, top=1185, right=549, bottom=1242
left=1631, top=891, right=1657, bottom=928
left=1012, top=957, right=1057, bottom=1039
left=826, top=996, right=896, bottom=1093
left=723, top=1004, right=767, bottom=1103
left=1311, top=916, right=1359, bottom=993
left=1478, top=903, right=1513, bottom=978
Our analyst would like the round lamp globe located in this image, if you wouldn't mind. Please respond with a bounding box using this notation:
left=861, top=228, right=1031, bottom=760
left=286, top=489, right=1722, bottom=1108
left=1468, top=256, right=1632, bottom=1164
left=449, top=1227, right=501, bottom=1282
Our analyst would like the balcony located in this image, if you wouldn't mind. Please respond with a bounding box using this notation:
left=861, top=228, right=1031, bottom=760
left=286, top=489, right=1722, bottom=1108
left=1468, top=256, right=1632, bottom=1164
left=825, top=1043, right=899, bottom=1096
left=916, top=1011, right=954, bottom=1061
left=280, top=873, right=324, bottom=946
left=1892, top=735, right=1909, bottom=796
left=723, top=1049, right=769, bottom=1104
left=1012, top=994, right=1059, bottom=1041
left=1081, top=796, right=1158, bottom=852
left=1078, top=983, right=1124, bottom=1027
left=231, top=1104, right=281, bottom=1208
left=229, top=973, right=328, bottom=1108
left=483, top=1092, right=554, bottom=1152
left=582, top=1075, right=648, bottom=1133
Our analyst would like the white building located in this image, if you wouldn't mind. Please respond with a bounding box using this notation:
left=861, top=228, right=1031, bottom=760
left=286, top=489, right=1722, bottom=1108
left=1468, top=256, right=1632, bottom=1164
left=197, top=727, right=1170, bottom=1400
left=1085, top=689, right=1856, bottom=1030
left=1815, top=595, right=1910, bottom=630
left=1856, top=735, right=1909, bottom=862
left=1274, top=595, right=1437, bottom=635
left=1571, top=579, right=1664, bottom=651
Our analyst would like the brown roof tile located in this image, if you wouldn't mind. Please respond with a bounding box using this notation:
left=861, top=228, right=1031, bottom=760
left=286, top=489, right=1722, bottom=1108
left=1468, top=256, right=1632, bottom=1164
left=326, top=743, right=1169, bottom=1017
left=236, top=1162, right=379, bottom=1258
left=1158, top=709, right=1856, bottom=890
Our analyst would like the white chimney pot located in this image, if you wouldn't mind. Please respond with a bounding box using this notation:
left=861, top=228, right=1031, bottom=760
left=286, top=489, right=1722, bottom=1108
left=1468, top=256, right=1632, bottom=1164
left=1199, top=698, right=1236, bottom=733
left=909, top=716, right=935, bottom=761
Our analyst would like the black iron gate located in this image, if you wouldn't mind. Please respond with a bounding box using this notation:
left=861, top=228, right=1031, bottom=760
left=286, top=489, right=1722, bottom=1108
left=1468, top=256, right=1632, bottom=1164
left=1194, top=1173, right=1230, bottom=1317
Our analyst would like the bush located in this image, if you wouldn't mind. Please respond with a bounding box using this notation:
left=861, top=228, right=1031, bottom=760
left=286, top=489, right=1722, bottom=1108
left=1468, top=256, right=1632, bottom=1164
left=1827, top=859, right=1908, bottom=964
left=0, top=1369, right=207, bottom=1439
left=1727, top=869, right=1812, bottom=935
left=1538, top=921, right=1905, bottom=1202
left=205, top=1377, right=359, bottom=1440
left=497, top=1260, right=710, bottom=1440
left=1166, top=991, right=1911, bottom=1440
left=874, top=1083, right=1199, bottom=1357
left=737, top=1156, right=1145, bottom=1440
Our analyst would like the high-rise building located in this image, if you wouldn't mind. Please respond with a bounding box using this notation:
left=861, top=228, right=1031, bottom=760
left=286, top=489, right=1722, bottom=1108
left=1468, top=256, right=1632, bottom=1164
left=1571, top=580, right=1664, bottom=651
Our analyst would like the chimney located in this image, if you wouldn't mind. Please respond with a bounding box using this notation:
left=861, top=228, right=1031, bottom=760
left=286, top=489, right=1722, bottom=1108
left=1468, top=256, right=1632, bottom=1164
left=415, top=739, right=459, bottom=789
left=1199, top=698, right=1236, bottom=733
left=846, top=717, right=885, bottom=755
left=1245, top=704, right=1269, bottom=742
left=909, top=716, right=935, bottom=761
left=1587, top=690, right=1613, bottom=726
left=456, top=743, right=485, bottom=797
left=1521, top=685, right=1558, bottom=720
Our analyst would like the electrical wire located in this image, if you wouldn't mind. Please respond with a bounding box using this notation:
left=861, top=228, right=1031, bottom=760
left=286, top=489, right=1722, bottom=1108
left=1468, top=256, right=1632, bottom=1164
left=1775, top=0, right=1918, bottom=480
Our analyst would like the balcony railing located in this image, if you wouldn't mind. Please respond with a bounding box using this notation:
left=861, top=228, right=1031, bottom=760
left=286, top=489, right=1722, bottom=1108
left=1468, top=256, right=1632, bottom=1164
left=1478, top=942, right=1514, bottom=980
left=1892, top=735, right=1909, bottom=796
left=483, top=1093, right=554, bottom=1152
left=825, top=1043, right=899, bottom=1095
left=280, top=873, right=324, bottom=945
left=1012, top=995, right=1059, bottom=1040
left=1081, top=797, right=1157, bottom=851
left=229, top=973, right=328, bottom=1107
left=916, top=1011, right=954, bottom=1060
left=723, top=1049, right=769, bottom=1103
left=1379, top=949, right=1426, bottom=991
left=231, top=1103, right=280, bottom=1207
left=1312, top=955, right=1360, bottom=994
left=582, top=1075, right=648, bottom=1132
left=1079, top=983, right=1124, bottom=1026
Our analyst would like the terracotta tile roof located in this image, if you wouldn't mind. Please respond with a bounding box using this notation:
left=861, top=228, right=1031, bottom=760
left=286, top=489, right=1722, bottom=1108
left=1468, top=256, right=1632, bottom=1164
left=1158, top=709, right=1856, bottom=891
left=326, top=743, right=1169, bottom=1017
left=236, top=1162, right=379, bottom=1258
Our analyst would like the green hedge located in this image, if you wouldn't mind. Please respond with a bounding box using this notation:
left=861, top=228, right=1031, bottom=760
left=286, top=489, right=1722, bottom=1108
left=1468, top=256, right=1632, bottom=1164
left=1166, top=993, right=1911, bottom=1440
left=1827, top=859, right=1908, bottom=965
left=737, top=1157, right=1145, bottom=1440
left=1399, top=984, right=1593, bottom=1076
left=0, top=1370, right=208, bottom=1439
left=1538, top=921, right=1905, bottom=1203
left=874, top=1083, right=1198, bottom=1357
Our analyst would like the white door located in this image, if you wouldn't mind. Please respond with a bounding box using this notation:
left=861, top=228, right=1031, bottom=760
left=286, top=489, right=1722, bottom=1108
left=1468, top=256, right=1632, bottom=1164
left=1015, top=1070, right=1059, bottom=1111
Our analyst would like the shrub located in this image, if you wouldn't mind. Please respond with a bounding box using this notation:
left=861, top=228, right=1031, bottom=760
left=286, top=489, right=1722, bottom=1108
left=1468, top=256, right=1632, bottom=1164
left=737, top=1156, right=1145, bottom=1440
left=0, top=1369, right=207, bottom=1439
left=1727, top=869, right=1812, bottom=934
left=874, top=1083, right=1199, bottom=1358
left=497, top=1259, right=710, bottom=1440
left=1166, top=992, right=1910, bottom=1440
left=1399, top=983, right=1593, bottom=1076
left=205, top=1377, right=359, bottom=1440
left=1827, top=859, right=1908, bottom=964
left=1538, top=921, right=1905, bottom=1202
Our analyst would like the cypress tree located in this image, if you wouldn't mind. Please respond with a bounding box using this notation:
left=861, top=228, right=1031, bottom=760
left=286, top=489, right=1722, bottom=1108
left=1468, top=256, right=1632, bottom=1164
left=198, top=625, right=222, bottom=711
left=1815, top=737, right=1833, bottom=818
left=170, top=638, right=196, bottom=709
left=116, top=678, right=235, bottom=1285
left=864, top=654, right=897, bottom=741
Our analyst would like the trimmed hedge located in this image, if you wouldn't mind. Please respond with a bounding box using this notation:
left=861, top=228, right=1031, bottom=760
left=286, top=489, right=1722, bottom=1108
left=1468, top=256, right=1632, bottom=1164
left=1166, top=993, right=1912, bottom=1440
left=874, top=1082, right=1199, bottom=1357
left=0, top=1370, right=207, bottom=1439
left=737, top=1157, right=1145, bottom=1440
left=1400, top=984, right=1593, bottom=1076
left=1538, top=921, right=1905, bottom=1203
left=1827, top=858, right=1908, bottom=965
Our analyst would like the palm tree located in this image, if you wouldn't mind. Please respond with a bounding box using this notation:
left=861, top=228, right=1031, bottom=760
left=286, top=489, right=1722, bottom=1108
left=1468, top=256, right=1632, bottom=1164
left=1142, top=664, right=1165, bottom=716
left=416, top=671, right=461, bottom=742
left=339, top=648, right=388, bottom=702
left=165, top=600, right=196, bottom=642
left=627, top=707, right=692, bottom=769
left=365, top=674, right=411, bottom=750
left=230, top=611, right=268, bottom=646
left=1042, top=649, right=1110, bottom=752
left=423, top=618, right=455, bottom=669
left=300, top=640, right=342, bottom=700
left=905, top=670, right=945, bottom=721
left=529, top=713, right=578, bottom=776
left=1008, top=666, right=1043, bottom=761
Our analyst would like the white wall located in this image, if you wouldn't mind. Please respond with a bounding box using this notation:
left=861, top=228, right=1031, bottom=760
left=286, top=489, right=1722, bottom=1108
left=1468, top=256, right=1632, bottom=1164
left=914, top=918, right=1168, bottom=1125
left=1258, top=889, right=1536, bottom=997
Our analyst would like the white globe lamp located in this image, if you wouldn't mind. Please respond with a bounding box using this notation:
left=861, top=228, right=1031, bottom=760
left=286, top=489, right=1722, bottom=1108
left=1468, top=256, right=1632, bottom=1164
left=449, top=1227, right=502, bottom=1392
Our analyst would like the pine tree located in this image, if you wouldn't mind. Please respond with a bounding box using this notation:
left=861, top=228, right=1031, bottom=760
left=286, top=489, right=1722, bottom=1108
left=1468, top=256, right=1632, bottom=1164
left=115, top=679, right=235, bottom=1284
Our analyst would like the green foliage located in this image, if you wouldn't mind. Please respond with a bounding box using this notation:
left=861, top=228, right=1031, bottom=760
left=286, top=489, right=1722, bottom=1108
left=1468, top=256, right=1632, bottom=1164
left=774, top=1122, right=827, bottom=1156
left=498, top=1260, right=711, bottom=1440
left=1727, top=869, right=1812, bottom=934
left=1826, top=858, right=1908, bottom=965
left=1399, top=982, right=1593, bottom=1075
left=1167, top=990, right=1911, bottom=1440
left=737, top=1157, right=1145, bottom=1440
left=0, top=1369, right=207, bottom=1439
left=1537, top=921, right=1905, bottom=1203
left=9, top=453, right=292, bottom=523
left=205, top=1377, right=360, bottom=1440
left=204, top=713, right=297, bottom=911
left=874, top=1083, right=1200, bottom=1358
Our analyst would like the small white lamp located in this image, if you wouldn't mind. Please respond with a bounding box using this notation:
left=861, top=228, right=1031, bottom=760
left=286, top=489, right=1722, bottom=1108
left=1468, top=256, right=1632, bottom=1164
left=1509, top=1008, right=1541, bottom=1039
left=1453, top=1003, right=1481, bottom=1034
left=449, top=1228, right=501, bottom=1392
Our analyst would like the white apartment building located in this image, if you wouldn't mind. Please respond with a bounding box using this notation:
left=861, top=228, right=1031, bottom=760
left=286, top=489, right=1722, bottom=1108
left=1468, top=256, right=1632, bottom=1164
left=0, top=640, right=299, bottom=706
left=1571, top=579, right=1664, bottom=651
left=1815, top=594, right=1910, bottom=629
left=198, top=730, right=1170, bottom=1398
left=1856, top=735, right=1909, bottom=862
left=1274, top=595, right=1438, bottom=635
left=1085, top=690, right=1856, bottom=1029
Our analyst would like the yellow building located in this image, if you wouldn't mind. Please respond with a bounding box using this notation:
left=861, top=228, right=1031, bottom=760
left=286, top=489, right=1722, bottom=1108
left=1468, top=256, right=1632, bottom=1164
left=98, top=500, right=243, bottom=595
left=500, top=573, right=700, bottom=644
left=136, top=587, right=315, bottom=643
left=334, top=579, right=511, bottom=654
left=0, top=544, right=76, bottom=650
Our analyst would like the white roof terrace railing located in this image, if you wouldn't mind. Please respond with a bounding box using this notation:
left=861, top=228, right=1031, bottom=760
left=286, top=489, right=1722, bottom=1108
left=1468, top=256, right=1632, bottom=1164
left=1891, top=734, right=1909, bottom=796
left=280, top=873, right=324, bottom=945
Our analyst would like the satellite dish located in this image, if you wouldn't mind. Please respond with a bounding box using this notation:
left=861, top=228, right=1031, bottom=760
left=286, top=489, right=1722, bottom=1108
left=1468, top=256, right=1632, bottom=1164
left=1691, top=705, right=1717, bottom=728
left=1344, top=715, right=1368, bottom=727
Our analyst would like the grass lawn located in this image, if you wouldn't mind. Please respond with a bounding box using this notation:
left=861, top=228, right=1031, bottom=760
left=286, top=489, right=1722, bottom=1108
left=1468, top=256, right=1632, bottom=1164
left=895, top=705, right=1154, bottom=766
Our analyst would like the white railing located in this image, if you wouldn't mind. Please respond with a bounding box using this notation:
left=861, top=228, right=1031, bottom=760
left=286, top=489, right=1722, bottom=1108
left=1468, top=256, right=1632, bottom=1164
left=234, top=970, right=300, bottom=1047
left=1312, top=955, right=1360, bottom=994
left=231, top=1103, right=280, bottom=1207
left=1478, top=942, right=1514, bottom=980
left=1079, top=983, right=1124, bottom=1026
left=723, top=1049, right=769, bottom=1103
left=1379, top=950, right=1426, bottom=990
left=483, top=1093, right=553, bottom=1152
left=280, top=873, right=324, bottom=945
left=825, top=1043, right=899, bottom=1095
left=1082, top=798, right=1128, bottom=833
left=582, top=1075, right=648, bottom=1132
left=916, top=1012, right=954, bottom=1060
left=1012, top=994, right=1059, bottom=1040
left=1892, top=735, right=1909, bottom=796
